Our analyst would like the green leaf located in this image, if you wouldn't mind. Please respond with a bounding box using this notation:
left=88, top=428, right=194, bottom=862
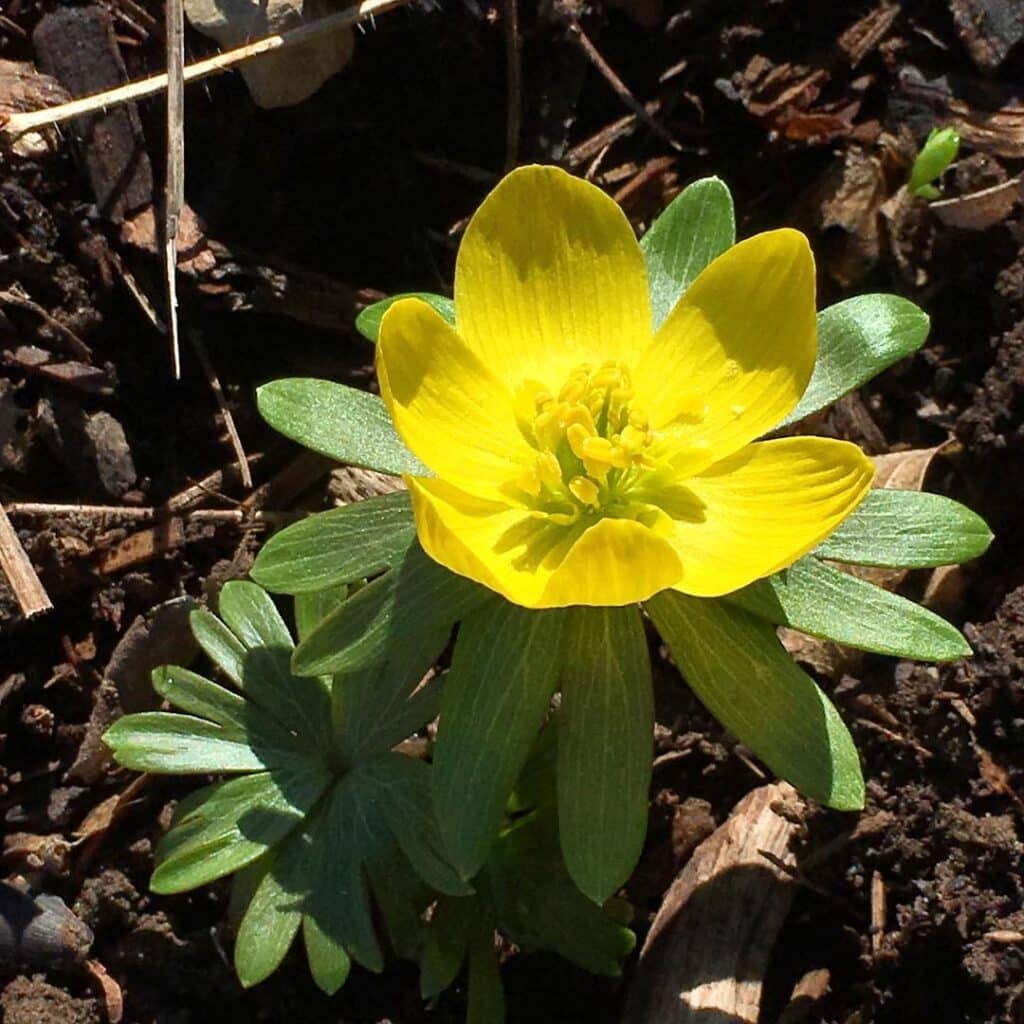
left=151, top=666, right=299, bottom=748
left=257, top=378, right=428, bottom=476
left=433, top=603, right=565, bottom=879
left=294, top=585, right=348, bottom=642
left=483, top=809, right=636, bottom=976
left=234, top=842, right=304, bottom=988
left=420, top=896, right=477, bottom=1000
left=302, top=776, right=388, bottom=972
left=151, top=764, right=331, bottom=893
left=251, top=491, right=416, bottom=595
left=191, top=608, right=246, bottom=686
left=781, top=295, right=931, bottom=427
left=558, top=606, right=653, bottom=903
left=362, top=754, right=472, bottom=896
left=727, top=556, right=971, bottom=661
left=355, top=292, right=455, bottom=343
left=218, top=580, right=293, bottom=650
left=908, top=126, right=960, bottom=197
left=640, top=176, right=735, bottom=331
left=303, top=914, right=351, bottom=996
left=216, top=582, right=334, bottom=752
left=104, top=712, right=268, bottom=774
left=366, top=843, right=434, bottom=962
left=292, top=543, right=488, bottom=677
left=814, top=490, right=993, bottom=568
left=466, top=922, right=506, bottom=1024
left=646, top=592, right=864, bottom=810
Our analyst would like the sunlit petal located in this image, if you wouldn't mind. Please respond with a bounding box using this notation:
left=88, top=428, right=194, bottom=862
left=378, top=298, right=535, bottom=496
left=455, top=165, right=652, bottom=390
left=664, top=437, right=874, bottom=597
left=634, top=230, right=817, bottom=467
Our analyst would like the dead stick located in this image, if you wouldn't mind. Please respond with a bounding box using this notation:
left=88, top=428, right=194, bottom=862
left=165, top=0, right=185, bottom=378
left=2, top=0, right=412, bottom=136
left=6, top=503, right=300, bottom=525
left=189, top=331, right=254, bottom=489
left=564, top=21, right=682, bottom=153
left=0, top=500, right=53, bottom=618
left=502, top=0, right=521, bottom=171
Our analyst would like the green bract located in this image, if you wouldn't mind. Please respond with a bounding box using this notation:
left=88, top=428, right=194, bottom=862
left=907, top=126, right=961, bottom=200
left=108, top=174, right=993, bottom=1019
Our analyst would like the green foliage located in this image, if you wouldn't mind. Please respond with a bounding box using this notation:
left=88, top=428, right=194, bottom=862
left=640, top=176, right=735, bottom=330
left=251, top=490, right=417, bottom=595
left=646, top=591, right=864, bottom=810
left=814, top=489, right=993, bottom=567
left=433, top=602, right=565, bottom=880
left=728, top=556, right=971, bottom=661
left=780, top=295, right=930, bottom=427
left=290, top=540, right=489, bottom=676
left=908, top=126, right=960, bottom=199
left=557, top=606, right=653, bottom=903
left=421, top=729, right=636, bottom=1018
left=256, top=378, right=428, bottom=476
left=356, top=292, right=455, bottom=343
left=126, top=171, right=998, bottom=1016
left=105, top=582, right=465, bottom=994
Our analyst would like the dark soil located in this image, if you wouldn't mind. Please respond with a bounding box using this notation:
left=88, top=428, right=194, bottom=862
left=2, top=1, right=1023, bottom=1022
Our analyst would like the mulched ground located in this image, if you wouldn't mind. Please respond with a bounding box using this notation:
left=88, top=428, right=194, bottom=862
left=1, top=0, right=1023, bottom=1021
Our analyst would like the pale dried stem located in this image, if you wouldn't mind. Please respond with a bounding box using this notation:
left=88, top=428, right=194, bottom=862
left=2, top=0, right=412, bottom=136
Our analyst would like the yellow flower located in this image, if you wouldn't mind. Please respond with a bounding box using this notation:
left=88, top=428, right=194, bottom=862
left=376, top=166, right=874, bottom=609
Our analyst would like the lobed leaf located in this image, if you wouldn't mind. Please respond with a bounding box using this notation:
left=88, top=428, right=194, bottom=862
left=361, top=754, right=471, bottom=896
left=640, top=176, right=735, bottom=331
left=646, top=592, right=864, bottom=810
left=433, top=603, right=565, bottom=880
left=151, top=764, right=331, bottom=893
left=558, top=606, right=653, bottom=903
left=294, top=585, right=348, bottom=642
left=191, top=608, right=246, bottom=686
left=302, top=776, right=389, bottom=972
left=780, top=294, right=931, bottom=427
left=303, top=913, right=352, bottom=996
left=151, top=665, right=299, bottom=749
left=251, top=490, right=416, bottom=595
left=728, top=556, right=971, bottom=661
left=234, top=843, right=304, bottom=988
left=355, top=292, right=455, bottom=343
left=292, top=543, right=489, bottom=677
left=104, top=713, right=268, bottom=774
left=217, top=581, right=334, bottom=752
left=814, top=489, right=993, bottom=568
left=257, top=378, right=428, bottom=476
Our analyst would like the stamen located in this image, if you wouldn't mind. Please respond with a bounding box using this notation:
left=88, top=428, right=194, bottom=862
left=517, top=359, right=704, bottom=521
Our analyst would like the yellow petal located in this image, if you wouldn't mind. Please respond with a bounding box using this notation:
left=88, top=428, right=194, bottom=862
left=455, top=165, right=652, bottom=390
left=377, top=298, right=535, bottom=495
left=664, top=437, right=874, bottom=597
left=634, top=229, right=817, bottom=468
left=407, top=477, right=683, bottom=609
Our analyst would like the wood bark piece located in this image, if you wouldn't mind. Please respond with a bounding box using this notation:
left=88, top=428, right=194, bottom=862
left=33, top=8, right=154, bottom=222
left=0, top=499, right=52, bottom=618
left=624, top=783, right=805, bottom=1024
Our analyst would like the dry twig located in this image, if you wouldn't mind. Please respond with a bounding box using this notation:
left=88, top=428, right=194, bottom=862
left=502, top=0, right=521, bottom=170
left=165, top=0, right=185, bottom=377
left=189, top=331, right=254, bottom=489
left=0, top=500, right=53, bottom=618
left=1, top=0, right=412, bottom=137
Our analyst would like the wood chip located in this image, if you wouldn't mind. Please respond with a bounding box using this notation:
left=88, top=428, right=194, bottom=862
left=0, top=499, right=52, bottom=618
left=624, top=784, right=805, bottom=1024
left=838, top=3, right=900, bottom=68
left=931, top=176, right=1022, bottom=229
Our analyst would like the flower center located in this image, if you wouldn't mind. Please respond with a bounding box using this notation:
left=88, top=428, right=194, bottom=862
left=516, top=360, right=668, bottom=522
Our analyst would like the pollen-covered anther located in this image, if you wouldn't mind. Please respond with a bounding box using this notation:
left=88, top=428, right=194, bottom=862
left=518, top=359, right=668, bottom=511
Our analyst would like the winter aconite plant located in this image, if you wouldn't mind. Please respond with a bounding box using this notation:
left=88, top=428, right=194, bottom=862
left=108, top=166, right=992, bottom=1016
